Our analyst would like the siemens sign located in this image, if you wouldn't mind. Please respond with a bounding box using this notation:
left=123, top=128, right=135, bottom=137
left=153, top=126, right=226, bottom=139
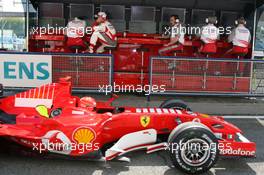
left=4, top=62, right=49, bottom=80
left=0, top=54, right=52, bottom=87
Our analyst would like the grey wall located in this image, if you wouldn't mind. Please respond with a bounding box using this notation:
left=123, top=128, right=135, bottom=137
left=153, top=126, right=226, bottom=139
left=32, top=0, right=255, bottom=11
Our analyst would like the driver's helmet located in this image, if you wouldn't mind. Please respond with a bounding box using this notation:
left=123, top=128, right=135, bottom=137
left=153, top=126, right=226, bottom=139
left=79, top=97, right=96, bottom=110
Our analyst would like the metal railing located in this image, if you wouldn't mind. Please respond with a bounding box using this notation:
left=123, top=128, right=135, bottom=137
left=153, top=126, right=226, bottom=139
left=251, top=61, right=264, bottom=94
left=149, top=56, right=264, bottom=96
left=52, top=53, right=113, bottom=93
left=2, top=52, right=264, bottom=97
left=1, top=52, right=113, bottom=93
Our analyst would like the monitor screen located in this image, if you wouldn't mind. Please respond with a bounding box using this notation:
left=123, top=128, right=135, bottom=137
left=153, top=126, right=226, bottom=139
left=39, top=3, right=64, bottom=18
left=192, top=9, right=216, bottom=26
left=131, top=6, right=155, bottom=21
left=221, top=11, right=240, bottom=27
left=101, top=5, right=125, bottom=20
left=70, top=4, right=94, bottom=19
left=129, top=21, right=156, bottom=33
left=162, top=8, right=186, bottom=23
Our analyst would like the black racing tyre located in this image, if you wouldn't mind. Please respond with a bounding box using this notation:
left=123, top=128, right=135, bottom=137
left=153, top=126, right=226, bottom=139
left=168, top=123, right=219, bottom=174
left=159, top=99, right=191, bottom=111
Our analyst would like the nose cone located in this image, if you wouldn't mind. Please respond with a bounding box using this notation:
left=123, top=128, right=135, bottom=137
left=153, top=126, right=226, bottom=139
left=211, top=116, right=242, bottom=134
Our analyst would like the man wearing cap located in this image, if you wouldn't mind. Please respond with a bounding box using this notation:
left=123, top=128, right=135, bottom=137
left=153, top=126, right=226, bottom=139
left=88, top=12, right=117, bottom=53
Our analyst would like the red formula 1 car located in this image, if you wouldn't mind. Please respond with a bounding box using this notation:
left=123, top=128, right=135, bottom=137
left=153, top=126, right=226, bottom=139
left=0, top=77, right=256, bottom=174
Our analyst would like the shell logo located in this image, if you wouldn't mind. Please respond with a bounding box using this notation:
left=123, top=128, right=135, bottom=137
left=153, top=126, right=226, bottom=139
left=72, top=127, right=96, bottom=144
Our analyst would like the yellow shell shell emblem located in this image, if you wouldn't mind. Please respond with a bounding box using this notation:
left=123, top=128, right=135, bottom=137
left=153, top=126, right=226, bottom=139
left=73, top=127, right=95, bottom=144
left=140, top=115, right=151, bottom=127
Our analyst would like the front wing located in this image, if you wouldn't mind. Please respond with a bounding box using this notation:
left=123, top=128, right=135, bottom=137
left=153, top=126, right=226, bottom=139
left=218, top=133, right=256, bottom=157
left=105, top=129, right=256, bottom=161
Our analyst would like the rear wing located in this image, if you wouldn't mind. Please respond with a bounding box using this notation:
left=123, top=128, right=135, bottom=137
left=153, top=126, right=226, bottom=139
left=14, top=77, right=72, bottom=109
left=0, top=77, right=74, bottom=115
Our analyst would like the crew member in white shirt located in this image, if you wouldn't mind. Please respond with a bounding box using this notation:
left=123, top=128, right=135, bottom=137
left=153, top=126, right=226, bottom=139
left=227, top=17, right=251, bottom=55
left=199, top=16, right=219, bottom=54
left=89, top=12, right=117, bottom=53
left=66, top=17, right=87, bottom=52
left=158, top=15, right=185, bottom=55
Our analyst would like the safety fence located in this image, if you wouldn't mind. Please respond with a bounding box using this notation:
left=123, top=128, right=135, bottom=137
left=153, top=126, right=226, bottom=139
left=2, top=52, right=264, bottom=97
left=52, top=54, right=113, bottom=92
left=149, top=56, right=264, bottom=96
left=0, top=52, right=113, bottom=93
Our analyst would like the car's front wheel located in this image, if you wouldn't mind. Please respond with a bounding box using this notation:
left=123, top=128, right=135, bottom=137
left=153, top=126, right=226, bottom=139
left=168, top=122, right=219, bottom=174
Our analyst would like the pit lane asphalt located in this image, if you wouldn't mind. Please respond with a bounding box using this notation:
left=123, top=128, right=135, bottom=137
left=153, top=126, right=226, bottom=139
left=0, top=94, right=264, bottom=175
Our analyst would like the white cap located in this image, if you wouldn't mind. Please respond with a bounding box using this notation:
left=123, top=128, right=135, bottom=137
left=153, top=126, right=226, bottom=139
left=95, top=12, right=107, bottom=19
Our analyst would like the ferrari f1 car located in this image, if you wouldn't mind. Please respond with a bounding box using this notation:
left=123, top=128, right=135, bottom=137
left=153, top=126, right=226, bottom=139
left=0, top=77, right=256, bottom=174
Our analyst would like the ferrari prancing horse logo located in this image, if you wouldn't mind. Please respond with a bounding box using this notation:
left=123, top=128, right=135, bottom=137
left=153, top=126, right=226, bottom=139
left=140, top=115, right=151, bottom=127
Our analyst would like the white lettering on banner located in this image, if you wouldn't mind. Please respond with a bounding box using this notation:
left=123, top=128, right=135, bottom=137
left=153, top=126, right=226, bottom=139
left=0, top=54, right=52, bottom=87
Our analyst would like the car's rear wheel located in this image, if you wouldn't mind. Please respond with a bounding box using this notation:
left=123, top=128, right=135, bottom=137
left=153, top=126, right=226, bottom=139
left=159, top=99, right=191, bottom=111
left=168, top=122, right=219, bottom=174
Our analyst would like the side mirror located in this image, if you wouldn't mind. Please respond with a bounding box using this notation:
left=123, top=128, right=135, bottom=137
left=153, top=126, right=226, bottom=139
left=35, top=105, right=49, bottom=118
left=108, top=93, right=119, bottom=104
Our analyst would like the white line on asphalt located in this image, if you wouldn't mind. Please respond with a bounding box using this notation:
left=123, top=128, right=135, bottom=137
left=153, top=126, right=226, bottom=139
left=257, top=118, right=264, bottom=127
left=222, top=116, right=264, bottom=119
